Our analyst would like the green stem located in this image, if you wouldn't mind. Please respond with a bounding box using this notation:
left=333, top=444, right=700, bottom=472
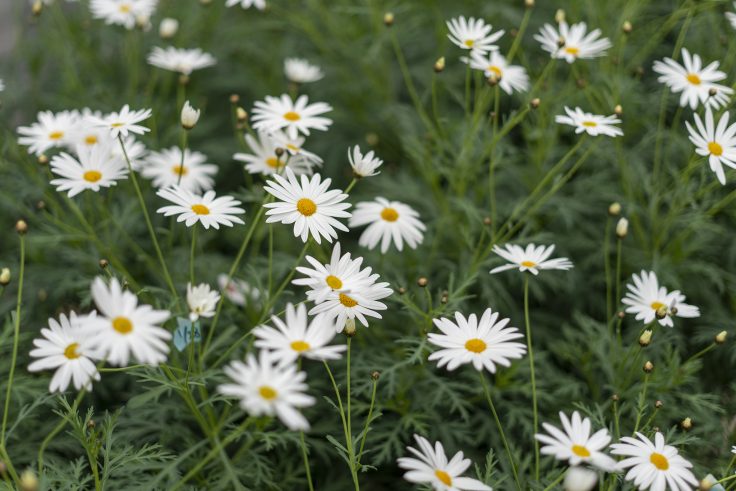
left=346, top=337, right=360, bottom=491
left=190, top=226, right=197, bottom=285
left=299, top=431, right=315, bottom=491
left=344, top=178, right=358, bottom=195
left=38, top=390, right=87, bottom=473
left=524, top=276, right=540, bottom=481
left=633, top=374, right=650, bottom=434
left=542, top=469, right=567, bottom=491
left=356, top=378, right=378, bottom=463
left=177, top=130, right=188, bottom=187
left=506, top=8, right=532, bottom=62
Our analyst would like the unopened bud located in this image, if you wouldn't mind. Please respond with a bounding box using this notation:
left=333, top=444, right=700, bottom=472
left=32, top=1, right=42, bottom=16
left=20, top=469, right=38, bottom=491
left=483, top=216, right=492, bottom=226
left=181, top=100, right=200, bottom=130
left=0, top=268, right=11, bottom=286
left=681, top=417, right=692, bottom=430
left=159, top=18, right=179, bottom=39
left=343, top=318, right=356, bottom=337
left=99, top=259, right=109, bottom=269
left=38, top=154, right=48, bottom=166
left=611, top=393, right=619, bottom=402
left=715, top=330, right=727, bottom=344
left=616, top=217, right=629, bottom=239
left=643, top=361, right=654, bottom=373
left=639, top=329, right=652, bottom=347
left=655, top=306, right=667, bottom=319
left=699, top=479, right=713, bottom=491
left=36, top=200, right=45, bottom=210
left=236, top=107, right=248, bottom=122
left=655, top=400, right=663, bottom=409
left=557, top=36, right=566, bottom=48
left=383, top=12, right=394, bottom=26
left=0, top=460, right=6, bottom=473
left=524, top=0, right=534, bottom=8
left=274, top=147, right=285, bottom=157
left=622, top=21, right=632, bottom=34
left=434, top=57, right=445, bottom=73
left=709, top=87, right=718, bottom=97
left=398, top=286, right=406, bottom=295
left=87, top=419, right=96, bottom=429
left=617, top=311, right=625, bottom=319
left=370, top=371, right=380, bottom=380
left=229, top=94, right=240, bottom=104
left=608, top=202, right=621, bottom=216
left=555, top=9, right=565, bottom=23
left=365, top=132, right=379, bottom=146
left=530, top=98, right=541, bottom=109
left=487, top=74, right=500, bottom=86
left=38, top=289, right=47, bottom=302
left=576, top=78, right=587, bottom=89
left=15, top=220, right=28, bottom=235
left=614, top=104, right=623, bottom=116
left=417, top=277, right=428, bottom=287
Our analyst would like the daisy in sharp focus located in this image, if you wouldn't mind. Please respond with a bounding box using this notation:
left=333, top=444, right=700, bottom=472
left=83, top=277, right=171, bottom=366
left=88, top=105, right=153, bottom=139
left=685, top=108, right=736, bottom=185
left=17, top=110, right=77, bottom=156
left=653, top=48, right=733, bottom=110
left=621, top=270, right=700, bottom=328
left=555, top=106, right=623, bottom=137
left=253, top=303, right=346, bottom=365
left=156, top=186, right=245, bottom=230
left=349, top=197, right=426, bottom=253
left=234, top=130, right=315, bottom=176
left=90, top=0, right=158, bottom=30
left=397, top=434, right=492, bottom=491
left=142, top=147, right=217, bottom=192
left=535, top=21, right=612, bottom=63
left=263, top=168, right=350, bottom=244
left=446, top=16, right=504, bottom=54
left=309, top=280, right=393, bottom=332
left=50, top=143, right=128, bottom=197
left=468, top=51, right=530, bottom=94
left=187, top=283, right=220, bottom=321
left=348, top=145, right=383, bottom=178
left=610, top=432, right=698, bottom=491
left=490, top=243, right=573, bottom=275
left=284, top=58, right=324, bottom=84
left=147, top=47, right=216, bottom=75
left=218, top=274, right=261, bottom=307
left=535, top=411, right=616, bottom=471
left=225, top=0, right=265, bottom=9
left=428, top=308, right=526, bottom=373
left=251, top=94, right=332, bottom=140
left=28, top=312, right=101, bottom=393
left=218, top=350, right=315, bottom=431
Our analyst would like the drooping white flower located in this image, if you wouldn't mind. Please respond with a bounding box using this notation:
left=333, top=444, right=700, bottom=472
left=621, top=270, right=700, bottom=327
left=349, top=198, right=426, bottom=253
left=147, top=47, right=216, bottom=75
left=653, top=48, right=733, bottom=110
left=251, top=94, right=332, bottom=140
left=535, top=411, right=616, bottom=471
left=490, top=243, right=573, bottom=275
left=446, top=16, right=504, bottom=54
left=187, top=283, right=220, bottom=321
left=535, top=21, right=612, bottom=63
left=555, top=107, right=623, bottom=137
left=685, top=108, right=736, bottom=185
left=348, top=145, right=383, bottom=178
left=284, top=58, right=324, bottom=84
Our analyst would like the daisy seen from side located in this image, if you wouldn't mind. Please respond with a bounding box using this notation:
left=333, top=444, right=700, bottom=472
left=555, top=107, right=623, bottom=137
left=88, top=104, right=153, bottom=139
left=187, top=283, right=220, bottom=321
left=348, top=145, right=383, bottom=178
left=621, top=270, right=700, bottom=328
left=284, top=58, right=324, bottom=84
left=535, top=21, right=612, bottom=63
left=147, top=47, right=216, bottom=75
left=446, top=16, right=504, bottom=54
left=490, top=243, right=573, bottom=275
left=468, top=51, right=530, bottom=94
left=142, top=147, right=217, bottom=192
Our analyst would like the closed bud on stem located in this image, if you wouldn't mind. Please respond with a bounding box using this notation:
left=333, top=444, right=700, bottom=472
left=524, top=0, right=534, bottom=8
left=611, top=393, right=619, bottom=401
left=530, top=98, right=541, bottom=109
left=655, top=400, right=663, bottom=409
left=20, top=470, right=38, bottom=491
left=715, top=330, right=727, bottom=344
left=617, top=311, right=625, bottom=319
left=398, top=286, right=407, bottom=295
left=434, top=57, right=445, bottom=73
left=655, top=306, right=667, bottom=319
left=709, top=87, right=718, bottom=97
left=681, top=417, right=692, bottom=430
left=616, top=217, right=629, bottom=239
left=229, top=94, right=240, bottom=104
left=608, top=202, right=621, bottom=216
left=236, top=107, right=248, bottom=122
left=87, top=419, right=96, bottom=429
left=417, top=277, right=428, bottom=287
left=0, top=460, right=6, bottom=474
left=383, top=12, right=394, bottom=26
left=487, top=74, right=500, bottom=86
left=343, top=318, right=356, bottom=337
left=181, top=100, right=200, bottom=130
left=555, top=9, right=565, bottom=23
left=557, top=36, right=566, bottom=48
left=622, top=21, right=632, bottom=34
left=614, top=104, right=623, bottom=116
left=699, top=480, right=713, bottom=491
left=643, top=360, right=654, bottom=373
left=15, top=220, right=28, bottom=235
left=0, top=268, right=10, bottom=286
left=483, top=216, right=492, bottom=226
left=99, top=259, right=109, bottom=269
left=370, top=371, right=380, bottom=380
left=38, top=154, right=48, bottom=166
left=159, top=18, right=179, bottom=39
left=32, top=1, right=42, bottom=16
left=36, top=200, right=45, bottom=210
left=639, top=329, right=652, bottom=347
left=274, top=147, right=285, bottom=157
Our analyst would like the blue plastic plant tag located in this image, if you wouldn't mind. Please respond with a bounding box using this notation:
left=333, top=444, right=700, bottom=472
left=173, top=317, right=201, bottom=352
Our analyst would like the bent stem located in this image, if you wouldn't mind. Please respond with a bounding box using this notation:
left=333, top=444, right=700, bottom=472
left=524, top=276, right=540, bottom=481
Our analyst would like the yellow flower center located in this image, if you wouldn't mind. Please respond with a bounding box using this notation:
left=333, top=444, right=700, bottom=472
left=488, top=65, right=503, bottom=77
left=259, top=385, right=278, bottom=400
left=650, top=301, right=665, bottom=311
left=708, top=141, right=723, bottom=156
left=265, top=157, right=283, bottom=168
left=686, top=73, right=701, bottom=85
left=84, top=135, right=98, bottom=145
left=572, top=444, right=591, bottom=457
left=464, top=338, right=487, bottom=353
left=83, top=170, right=102, bottom=183
left=650, top=452, right=669, bottom=470
left=119, top=4, right=131, bottom=13
left=380, top=207, right=399, bottom=222
left=339, top=293, right=358, bottom=308
left=565, top=46, right=580, bottom=56
left=112, top=316, right=133, bottom=334
left=520, top=260, right=537, bottom=267
left=325, top=275, right=343, bottom=289
left=172, top=165, right=188, bottom=176
left=290, top=340, right=311, bottom=352
left=110, top=122, right=124, bottom=128
left=64, top=343, right=80, bottom=360
left=283, top=111, right=301, bottom=121
left=286, top=143, right=300, bottom=152
left=296, top=198, right=317, bottom=216
left=191, top=204, right=210, bottom=215
left=49, top=131, right=64, bottom=140
left=582, top=121, right=598, bottom=127
left=464, top=39, right=475, bottom=48
left=435, top=470, right=452, bottom=485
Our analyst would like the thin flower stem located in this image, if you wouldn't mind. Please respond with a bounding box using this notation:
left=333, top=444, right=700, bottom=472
left=632, top=374, right=650, bottom=434
left=524, top=276, right=540, bottom=481
left=388, top=29, right=435, bottom=133
left=344, top=178, right=358, bottom=195
left=356, top=378, right=378, bottom=463
left=614, top=238, right=623, bottom=320
left=299, top=431, right=315, bottom=491
left=612, top=397, right=621, bottom=440
left=604, top=217, right=612, bottom=326
left=323, top=360, right=359, bottom=489
left=177, top=130, right=188, bottom=187
left=38, top=390, right=88, bottom=473
left=506, top=8, right=532, bottom=63
left=346, top=337, right=360, bottom=491
left=190, top=226, right=197, bottom=285
left=541, top=468, right=566, bottom=491
left=684, top=343, right=716, bottom=365
left=717, top=474, right=736, bottom=485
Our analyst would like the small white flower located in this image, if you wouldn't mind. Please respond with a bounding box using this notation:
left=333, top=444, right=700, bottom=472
left=621, top=270, right=700, bottom=327
left=50, top=143, right=128, bottom=197
left=535, top=21, right=612, bottom=63
left=90, top=0, right=158, bottom=30
left=28, top=312, right=101, bottom=393
left=234, top=130, right=315, bottom=176
left=225, top=0, right=265, bottom=9
left=251, top=94, right=332, bottom=140
left=535, top=411, right=616, bottom=471
left=349, top=197, right=426, bottom=253
left=187, top=283, right=220, bottom=321
left=218, top=350, right=315, bottom=431
left=555, top=106, right=623, bottom=137
left=727, top=3, right=736, bottom=30
left=490, top=243, right=573, bottom=275
left=0, top=79, right=4, bottom=92
left=142, top=147, right=217, bottom=193
left=685, top=108, right=736, bottom=185
left=17, top=110, right=77, bottom=156
left=348, top=145, right=383, bottom=178
left=428, top=308, right=526, bottom=373
left=653, top=48, right=733, bottom=110
left=284, top=58, right=324, bottom=84
left=446, top=16, right=504, bottom=54
left=156, top=185, right=245, bottom=229
left=397, top=434, right=492, bottom=491
left=309, top=280, right=392, bottom=332
left=148, top=47, right=216, bottom=76
left=181, top=100, right=200, bottom=129
left=217, top=274, right=260, bottom=307
left=468, top=51, right=529, bottom=94
left=564, top=467, right=598, bottom=491
left=159, top=17, right=178, bottom=39
left=88, top=104, right=152, bottom=139
left=610, top=432, right=698, bottom=491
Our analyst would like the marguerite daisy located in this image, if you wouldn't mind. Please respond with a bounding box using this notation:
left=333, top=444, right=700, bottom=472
left=253, top=303, right=346, bottom=365
left=17, top=110, right=77, bottom=156
left=147, top=47, right=216, bottom=75
left=156, top=186, right=245, bottom=229
left=610, top=432, right=698, bottom=491
left=66, top=109, right=112, bottom=149
left=685, top=108, right=736, bottom=185
left=446, top=16, right=504, bottom=54
left=428, top=308, right=526, bottom=373
left=621, top=270, right=700, bottom=327
left=88, top=104, right=153, bottom=139
left=218, top=274, right=260, bottom=307
left=653, top=48, right=733, bottom=110
left=535, top=411, right=616, bottom=471
left=187, top=283, right=220, bottom=321
left=83, top=277, right=171, bottom=366
left=284, top=58, right=324, bottom=84
left=49, top=143, right=128, bottom=197
left=263, top=168, right=351, bottom=244
left=535, top=21, right=612, bottom=63
left=251, top=94, right=332, bottom=140
left=349, top=197, right=426, bottom=253
left=309, top=280, right=392, bottom=332
left=348, top=145, right=383, bottom=178
left=397, top=434, right=492, bottom=491
left=468, top=51, right=530, bottom=94
left=90, top=0, right=158, bottom=30
left=28, top=312, right=101, bottom=393
left=490, top=243, right=573, bottom=275
left=218, top=350, right=315, bottom=431
left=225, top=0, right=265, bottom=9
left=234, top=130, right=314, bottom=176
left=142, top=147, right=217, bottom=192
left=555, top=106, right=623, bottom=137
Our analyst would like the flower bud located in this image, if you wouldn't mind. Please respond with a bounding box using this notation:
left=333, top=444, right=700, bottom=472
left=655, top=400, right=663, bottom=409
left=614, top=104, right=623, bottom=116
left=383, top=12, right=394, bottom=26
left=557, top=36, right=566, bottom=48
left=699, top=479, right=713, bottom=491
left=639, top=329, right=652, bottom=347
left=611, top=393, right=619, bottom=401
left=0, top=268, right=10, bottom=286
left=715, top=330, right=727, bottom=344
left=530, top=98, right=541, bottom=109
left=655, top=306, right=667, bottom=319
left=159, top=18, right=179, bottom=39
left=229, top=94, right=240, bottom=104
left=555, top=9, right=565, bottom=23
left=564, top=466, right=597, bottom=491
left=15, top=220, right=28, bottom=235
left=181, top=100, right=200, bottom=130
left=434, top=57, right=445, bottom=73
left=370, top=371, right=380, bottom=380
left=20, top=470, right=38, bottom=491
left=681, top=417, right=692, bottom=431
left=524, top=0, right=535, bottom=8
left=643, top=361, right=654, bottom=373
left=38, top=154, right=48, bottom=166
left=616, top=217, right=629, bottom=239
left=32, top=1, right=42, bottom=16
left=343, top=318, right=356, bottom=337
left=622, top=21, right=632, bottom=34
left=709, top=87, right=718, bottom=97
left=236, top=107, right=248, bottom=122
left=398, top=287, right=407, bottom=295
left=608, top=202, right=621, bottom=216
left=99, top=259, right=109, bottom=269
left=417, top=277, right=428, bottom=287
left=617, top=311, right=625, bottom=319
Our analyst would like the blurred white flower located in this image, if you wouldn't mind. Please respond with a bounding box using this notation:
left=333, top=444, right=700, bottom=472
left=181, top=100, right=200, bottom=130
left=217, top=274, right=260, bottom=307
left=17, top=110, right=77, bottom=156
left=88, top=104, right=152, bottom=139
left=90, top=0, right=158, bottom=30
left=142, top=147, right=216, bottom=193
left=446, top=16, right=504, bottom=54
left=234, top=130, right=315, bottom=176
left=187, top=283, right=220, bottom=321
left=564, top=467, right=598, bottom=491
left=251, top=94, right=332, bottom=140
left=225, top=0, right=265, bottom=9
left=653, top=48, right=733, bottom=110
left=156, top=186, right=245, bottom=229
left=148, top=47, right=216, bottom=75
left=284, top=58, right=324, bottom=84
left=50, top=143, right=128, bottom=197
left=159, top=17, right=179, bottom=38
left=348, top=145, right=383, bottom=178
left=535, top=21, right=611, bottom=63
left=468, top=51, right=529, bottom=94
left=685, top=108, right=736, bottom=185
left=555, top=106, right=623, bottom=137
left=349, top=198, right=426, bottom=253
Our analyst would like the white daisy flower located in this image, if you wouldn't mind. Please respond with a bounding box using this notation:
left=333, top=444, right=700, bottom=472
left=309, top=280, right=392, bottom=332
left=468, top=51, right=530, bottom=94
left=225, top=0, right=265, bottom=9
left=88, top=104, right=153, bottom=139
left=427, top=308, right=526, bottom=373
left=284, top=58, right=324, bottom=84
left=490, top=243, right=573, bottom=275
left=49, top=143, right=129, bottom=198
left=267, top=129, right=323, bottom=167
left=147, top=47, right=216, bottom=75
left=555, top=106, right=623, bottom=137
left=621, top=270, right=700, bottom=328
left=534, top=21, right=612, bottom=63
left=564, top=467, right=598, bottom=491
left=397, top=434, right=492, bottom=491
left=653, top=48, right=733, bottom=110
left=251, top=94, right=332, bottom=140
left=142, top=147, right=217, bottom=192
left=348, top=145, right=383, bottom=178
left=263, top=168, right=351, bottom=244
left=28, top=312, right=101, bottom=393
left=253, top=303, right=346, bottom=365
left=727, top=3, right=736, bottom=30
left=610, top=432, right=698, bottom=491
left=156, top=186, right=245, bottom=230
left=446, top=16, right=504, bottom=54
left=217, top=274, right=261, bottom=307
left=233, top=130, right=315, bottom=176
left=293, top=242, right=377, bottom=304
left=218, top=350, right=315, bottom=431
left=685, top=108, right=736, bottom=185
left=17, top=110, right=77, bottom=156
left=0, top=79, right=4, bottom=92
left=535, top=411, right=616, bottom=471
left=83, top=277, right=171, bottom=367
left=349, top=197, right=426, bottom=254
left=90, top=0, right=158, bottom=30
left=66, top=109, right=113, bottom=149
left=187, top=283, right=220, bottom=321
